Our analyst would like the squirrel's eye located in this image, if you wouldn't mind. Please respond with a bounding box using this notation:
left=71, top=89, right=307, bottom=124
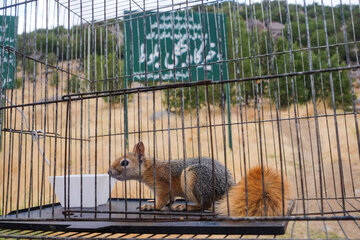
left=120, top=159, right=129, bottom=167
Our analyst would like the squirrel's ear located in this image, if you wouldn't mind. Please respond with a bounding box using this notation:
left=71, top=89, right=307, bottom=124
left=133, top=141, right=145, bottom=157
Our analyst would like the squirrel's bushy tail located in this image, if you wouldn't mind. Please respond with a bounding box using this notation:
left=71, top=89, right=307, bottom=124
left=217, top=166, right=289, bottom=216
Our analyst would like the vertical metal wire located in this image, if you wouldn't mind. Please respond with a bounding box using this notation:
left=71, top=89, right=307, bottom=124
left=3, top=0, right=11, bottom=215
left=293, top=0, right=313, bottom=203
left=249, top=0, right=268, bottom=216
left=124, top=0, right=134, bottom=215
left=257, top=1, right=271, bottom=170
left=180, top=9, right=188, bottom=212
left=78, top=0, right=84, bottom=217
left=14, top=0, right=23, bottom=218
left=292, top=0, right=310, bottom=218
left=137, top=90, right=142, bottom=216
left=63, top=99, right=70, bottom=218
left=155, top=0, right=166, bottom=190
left=338, top=0, right=360, bottom=162
left=114, top=2, right=121, bottom=201
left=171, top=9, right=181, bottom=201
left=337, top=0, right=360, bottom=200
left=195, top=33, right=204, bottom=215
left=12, top=0, right=22, bottom=217
left=248, top=3, right=261, bottom=168
left=200, top=0, right=212, bottom=212
left=86, top=23, right=91, bottom=175
left=316, top=0, right=335, bottom=200
left=0, top=0, right=7, bottom=218
left=138, top=0, right=147, bottom=215
left=108, top=56, right=112, bottom=219
left=223, top=2, right=236, bottom=179
left=66, top=0, right=72, bottom=216
left=215, top=0, right=229, bottom=216
left=284, top=0, right=307, bottom=216
left=243, top=2, right=255, bottom=170
left=7, top=0, right=19, bottom=213
left=305, top=0, right=324, bottom=214
left=152, top=88, right=157, bottom=217
left=166, top=85, right=172, bottom=211
left=263, top=0, right=285, bottom=216
left=336, top=0, right=356, bottom=197
left=153, top=0, right=162, bottom=212
left=38, top=6, right=43, bottom=210
left=263, top=1, right=279, bottom=171
left=94, top=95, right=98, bottom=217
left=99, top=25, right=104, bottom=174
left=274, top=0, right=289, bottom=178
left=209, top=5, right=219, bottom=163
left=233, top=0, right=248, bottom=216
left=1, top=1, right=10, bottom=217
left=39, top=0, right=49, bottom=217
left=327, top=0, right=347, bottom=214
left=227, top=1, right=240, bottom=181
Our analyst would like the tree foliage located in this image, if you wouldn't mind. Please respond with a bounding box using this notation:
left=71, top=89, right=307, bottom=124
left=168, top=1, right=357, bottom=111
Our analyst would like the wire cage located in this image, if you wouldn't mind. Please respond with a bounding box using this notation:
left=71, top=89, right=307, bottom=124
left=0, top=0, right=359, bottom=239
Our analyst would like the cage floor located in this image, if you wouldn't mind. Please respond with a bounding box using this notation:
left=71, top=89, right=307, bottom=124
left=0, top=199, right=294, bottom=235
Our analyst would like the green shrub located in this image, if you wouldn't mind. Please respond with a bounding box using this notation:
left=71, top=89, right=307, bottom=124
left=47, top=52, right=57, bottom=65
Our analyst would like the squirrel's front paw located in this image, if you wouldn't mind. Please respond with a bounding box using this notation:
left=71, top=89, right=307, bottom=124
left=139, top=204, right=154, bottom=211
left=171, top=204, right=186, bottom=211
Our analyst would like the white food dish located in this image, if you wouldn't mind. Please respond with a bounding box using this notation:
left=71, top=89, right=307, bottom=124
left=48, top=174, right=115, bottom=208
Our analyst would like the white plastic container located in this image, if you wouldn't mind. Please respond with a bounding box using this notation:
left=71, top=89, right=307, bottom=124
left=48, top=174, right=116, bottom=208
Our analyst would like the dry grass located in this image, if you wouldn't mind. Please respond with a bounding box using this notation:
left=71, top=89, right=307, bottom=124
left=0, top=68, right=359, bottom=238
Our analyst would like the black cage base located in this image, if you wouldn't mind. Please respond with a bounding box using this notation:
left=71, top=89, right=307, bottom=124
left=0, top=199, right=295, bottom=235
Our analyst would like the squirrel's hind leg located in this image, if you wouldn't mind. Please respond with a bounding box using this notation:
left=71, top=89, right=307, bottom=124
left=171, top=166, right=212, bottom=212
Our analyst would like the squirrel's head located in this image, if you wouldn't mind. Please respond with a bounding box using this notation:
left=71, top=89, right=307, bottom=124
left=108, top=141, right=146, bottom=181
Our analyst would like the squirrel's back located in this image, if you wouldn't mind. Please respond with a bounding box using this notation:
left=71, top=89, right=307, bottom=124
left=217, top=166, right=289, bottom=216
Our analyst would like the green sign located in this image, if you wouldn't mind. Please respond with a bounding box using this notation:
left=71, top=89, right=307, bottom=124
left=0, top=15, right=18, bottom=89
left=124, top=11, right=228, bottom=82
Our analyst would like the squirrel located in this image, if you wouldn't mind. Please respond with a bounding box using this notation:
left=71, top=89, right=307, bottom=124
left=108, top=141, right=289, bottom=216
left=108, top=141, right=234, bottom=211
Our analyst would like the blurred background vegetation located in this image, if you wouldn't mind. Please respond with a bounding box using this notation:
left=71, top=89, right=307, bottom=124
left=15, top=1, right=359, bottom=111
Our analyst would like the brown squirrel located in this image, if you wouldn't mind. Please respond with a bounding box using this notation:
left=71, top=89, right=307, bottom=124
left=108, top=142, right=289, bottom=216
